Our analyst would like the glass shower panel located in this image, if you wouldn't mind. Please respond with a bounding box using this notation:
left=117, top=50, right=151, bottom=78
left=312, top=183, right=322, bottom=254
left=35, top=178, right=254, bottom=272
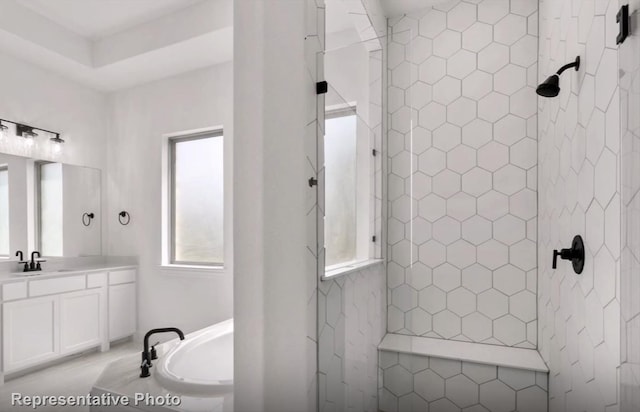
left=322, top=39, right=384, bottom=269
left=317, top=33, right=387, bottom=412
left=620, top=1, right=640, bottom=408
left=387, top=21, right=422, bottom=336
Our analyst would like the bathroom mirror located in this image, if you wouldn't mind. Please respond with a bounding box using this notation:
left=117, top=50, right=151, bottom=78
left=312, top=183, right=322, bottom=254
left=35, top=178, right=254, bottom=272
left=35, top=162, right=102, bottom=257
left=0, top=153, right=28, bottom=260
left=0, top=152, right=102, bottom=259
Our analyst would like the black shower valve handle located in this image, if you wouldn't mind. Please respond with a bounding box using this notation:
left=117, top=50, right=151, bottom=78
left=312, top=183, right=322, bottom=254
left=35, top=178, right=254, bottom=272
left=552, top=235, right=585, bottom=275
left=552, top=249, right=560, bottom=269
left=552, top=248, right=573, bottom=269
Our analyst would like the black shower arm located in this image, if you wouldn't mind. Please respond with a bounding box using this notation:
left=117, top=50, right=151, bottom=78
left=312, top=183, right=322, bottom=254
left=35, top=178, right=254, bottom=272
left=556, top=56, right=580, bottom=75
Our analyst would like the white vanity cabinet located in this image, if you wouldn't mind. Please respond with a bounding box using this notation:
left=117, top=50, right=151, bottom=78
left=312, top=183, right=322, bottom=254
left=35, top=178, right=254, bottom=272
left=60, top=288, right=104, bottom=355
left=108, top=269, right=137, bottom=341
left=0, top=267, right=137, bottom=377
left=3, top=295, right=59, bottom=372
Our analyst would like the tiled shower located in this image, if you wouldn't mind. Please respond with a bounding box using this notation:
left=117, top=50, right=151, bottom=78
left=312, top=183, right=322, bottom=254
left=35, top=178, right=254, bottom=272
left=314, top=0, right=634, bottom=410
left=538, top=0, right=620, bottom=409
left=386, top=0, right=538, bottom=348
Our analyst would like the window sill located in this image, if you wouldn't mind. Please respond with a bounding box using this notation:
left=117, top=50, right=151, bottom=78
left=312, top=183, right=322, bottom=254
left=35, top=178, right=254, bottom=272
left=159, top=264, right=226, bottom=277
left=322, top=259, right=384, bottom=281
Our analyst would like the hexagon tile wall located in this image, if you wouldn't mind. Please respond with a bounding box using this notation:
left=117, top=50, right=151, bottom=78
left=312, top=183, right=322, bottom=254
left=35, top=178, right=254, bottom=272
left=621, top=0, right=640, bottom=409
left=379, top=351, right=548, bottom=412
left=538, top=0, right=621, bottom=410
left=387, top=0, right=538, bottom=348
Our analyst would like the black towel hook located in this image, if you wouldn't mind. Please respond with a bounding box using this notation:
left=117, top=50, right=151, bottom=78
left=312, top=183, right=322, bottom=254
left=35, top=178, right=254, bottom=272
left=82, top=212, right=95, bottom=227
left=118, top=211, right=131, bottom=226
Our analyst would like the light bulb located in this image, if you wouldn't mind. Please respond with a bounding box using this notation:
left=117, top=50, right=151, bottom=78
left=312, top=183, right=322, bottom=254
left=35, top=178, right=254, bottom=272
left=50, top=135, right=64, bottom=155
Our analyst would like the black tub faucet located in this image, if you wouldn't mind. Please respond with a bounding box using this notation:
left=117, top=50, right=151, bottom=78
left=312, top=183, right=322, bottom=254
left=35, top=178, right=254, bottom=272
left=140, top=327, right=185, bottom=378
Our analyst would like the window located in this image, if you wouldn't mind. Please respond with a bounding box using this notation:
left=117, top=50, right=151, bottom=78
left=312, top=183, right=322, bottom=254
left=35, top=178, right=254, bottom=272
left=36, top=162, right=63, bottom=257
left=169, top=131, right=224, bottom=266
left=324, top=107, right=376, bottom=270
left=0, top=165, right=8, bottom=257
left=325, top=109, right=357, bottom=267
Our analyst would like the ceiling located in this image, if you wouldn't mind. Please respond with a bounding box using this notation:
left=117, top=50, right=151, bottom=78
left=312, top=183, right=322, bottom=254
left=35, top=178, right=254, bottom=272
left=0, top=0, right=232, bottom=91
left=0, top=0, right=372, bottom=92
left=15, top=0, right=204, bottom=40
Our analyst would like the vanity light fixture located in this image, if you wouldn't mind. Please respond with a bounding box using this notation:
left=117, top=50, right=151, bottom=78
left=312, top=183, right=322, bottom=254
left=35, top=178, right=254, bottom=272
left=16, top=123, right=39, bottom=139
left=50, top=133, right=65, bottom=144
left=0, top=118, right=64, bottom=144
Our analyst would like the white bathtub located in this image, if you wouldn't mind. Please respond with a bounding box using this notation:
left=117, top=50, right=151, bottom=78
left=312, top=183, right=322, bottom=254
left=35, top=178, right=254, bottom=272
left=154, top=319, right=233, bottom=397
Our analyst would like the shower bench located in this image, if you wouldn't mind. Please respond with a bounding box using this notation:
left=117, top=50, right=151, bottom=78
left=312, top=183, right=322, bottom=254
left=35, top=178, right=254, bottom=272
left=378, top=333, right=549, bottom=412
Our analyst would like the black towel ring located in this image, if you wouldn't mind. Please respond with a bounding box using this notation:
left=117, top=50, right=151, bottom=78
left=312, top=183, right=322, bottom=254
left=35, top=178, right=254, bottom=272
left=82, top=212, right=95, bottom=227
left=119, top=211, right=131, bottom=226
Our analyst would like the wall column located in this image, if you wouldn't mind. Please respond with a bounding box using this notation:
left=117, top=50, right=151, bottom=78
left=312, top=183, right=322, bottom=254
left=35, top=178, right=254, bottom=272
left=233, top=1, right=317, bottom=411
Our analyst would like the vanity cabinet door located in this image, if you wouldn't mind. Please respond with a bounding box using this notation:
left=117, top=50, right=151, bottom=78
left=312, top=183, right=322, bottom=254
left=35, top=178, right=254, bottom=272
left=59, top=289, right=103, bottom=355
left=108, top=283, right=136, bottom=340
left=3, top=296, right=59, bottom=372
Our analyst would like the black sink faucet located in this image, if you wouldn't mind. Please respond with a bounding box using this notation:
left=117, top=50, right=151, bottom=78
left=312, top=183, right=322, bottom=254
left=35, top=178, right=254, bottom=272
left=30, top=251, right=44, bottom=271
left=140, top=327, right=185, bottom=378
left=15, top=251, right=29, bottom=272
left=18, top=251, right=45, bottom=272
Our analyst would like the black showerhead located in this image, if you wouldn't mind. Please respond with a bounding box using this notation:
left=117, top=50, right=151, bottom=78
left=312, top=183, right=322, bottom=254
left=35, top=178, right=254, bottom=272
left=536, top=56, right=580, bottom=98
left=536, top=74, right=560, bottom=97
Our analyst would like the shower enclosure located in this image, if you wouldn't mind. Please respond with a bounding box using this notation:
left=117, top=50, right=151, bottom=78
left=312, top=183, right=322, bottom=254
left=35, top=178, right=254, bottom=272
left=315, top=0, right=637, bottom=410
left=620, top=0, right=640, bottom=409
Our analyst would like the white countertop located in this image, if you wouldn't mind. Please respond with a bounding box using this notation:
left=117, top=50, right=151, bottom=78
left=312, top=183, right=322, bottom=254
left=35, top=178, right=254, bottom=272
left=0, top=264, right=137, bottom=284
left=379, top=333, right=549, bottom=372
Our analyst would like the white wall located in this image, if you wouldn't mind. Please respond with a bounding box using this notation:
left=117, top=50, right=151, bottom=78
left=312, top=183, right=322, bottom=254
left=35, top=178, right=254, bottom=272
left=0, top=51, right=108, bottom=256
left=538, top=0, right=621, bottom=410
left=0, top=51, right=107, bottom=169
left=107, top=63, right=233, bottom=336
left=233, top=0, right=324, bottom=409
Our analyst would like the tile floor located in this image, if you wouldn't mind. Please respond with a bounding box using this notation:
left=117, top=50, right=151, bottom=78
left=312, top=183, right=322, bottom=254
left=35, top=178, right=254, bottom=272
left=0, top=341, right=138, bottom=412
